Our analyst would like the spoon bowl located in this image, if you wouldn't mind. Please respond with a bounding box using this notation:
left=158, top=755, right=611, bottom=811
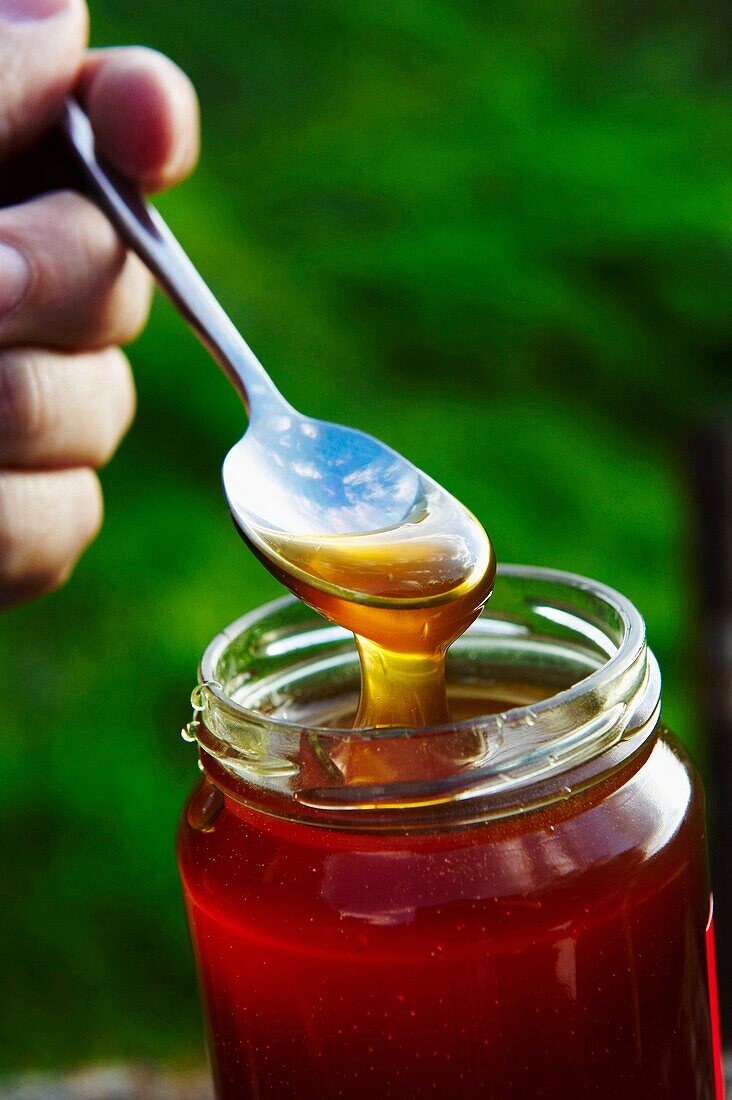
left=223, top=408, right=424, bottom=539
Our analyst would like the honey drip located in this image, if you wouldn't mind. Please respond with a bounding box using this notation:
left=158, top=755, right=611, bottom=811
left=245, top=481, right=495, bottom=730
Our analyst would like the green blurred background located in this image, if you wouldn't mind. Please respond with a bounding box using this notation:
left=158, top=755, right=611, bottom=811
left=1, top=0, right=731, bottom=1070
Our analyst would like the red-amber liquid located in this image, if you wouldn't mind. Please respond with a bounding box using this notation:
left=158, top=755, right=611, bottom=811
left=178, top=729, right=719, bottom=1099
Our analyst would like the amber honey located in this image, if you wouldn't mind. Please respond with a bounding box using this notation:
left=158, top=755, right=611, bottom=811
left=243, top=481, right=495, bottom=729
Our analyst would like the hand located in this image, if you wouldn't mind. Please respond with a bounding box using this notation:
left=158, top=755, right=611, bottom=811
left=0, top=0, right=199, bottom=607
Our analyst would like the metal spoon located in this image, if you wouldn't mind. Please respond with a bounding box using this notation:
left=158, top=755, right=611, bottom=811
left=57, top=98, right=477, bottom=586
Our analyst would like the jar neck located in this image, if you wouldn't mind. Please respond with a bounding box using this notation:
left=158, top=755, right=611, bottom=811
left=187, top=565, right=661, bottom=831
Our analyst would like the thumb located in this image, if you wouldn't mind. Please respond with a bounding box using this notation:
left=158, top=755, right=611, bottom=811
left=0, top=0, right=88, bottom=160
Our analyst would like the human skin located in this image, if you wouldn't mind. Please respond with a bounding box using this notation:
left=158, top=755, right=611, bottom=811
left=0, top=0, right=200, bottom=607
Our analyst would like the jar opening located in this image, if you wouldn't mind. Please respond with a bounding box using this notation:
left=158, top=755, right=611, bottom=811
left=190, top=565, right=661, bottom=827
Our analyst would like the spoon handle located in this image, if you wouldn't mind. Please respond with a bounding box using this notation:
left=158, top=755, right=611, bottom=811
left=57, top=97, right=279, bottom=412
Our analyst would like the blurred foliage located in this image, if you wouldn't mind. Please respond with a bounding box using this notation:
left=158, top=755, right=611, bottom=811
left=0, top=0, right=731, bottom=1070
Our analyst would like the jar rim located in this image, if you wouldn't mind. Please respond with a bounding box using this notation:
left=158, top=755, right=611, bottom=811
left=200, top=563, right=654, bottom=740
left=191, top=564, right=663, bottom=824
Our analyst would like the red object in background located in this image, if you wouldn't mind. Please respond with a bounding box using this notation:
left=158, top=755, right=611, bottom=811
left=178, top=733, right=719, bottom=1100
left=706, top=902, right=725, bottom=1098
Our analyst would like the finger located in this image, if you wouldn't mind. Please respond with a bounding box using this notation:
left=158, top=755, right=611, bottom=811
left=80, top=46, right=200, bottom=192
left=0, top=190, right=153, bottom=349
left=0, top=346, right=135, bottom=468
left=0, top=0, right=87, bottom=160
left=0, top=465, right=101, bottom=606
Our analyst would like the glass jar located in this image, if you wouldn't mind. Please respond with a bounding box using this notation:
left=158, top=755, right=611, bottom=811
left=177, top=565, right=723, bottom=1099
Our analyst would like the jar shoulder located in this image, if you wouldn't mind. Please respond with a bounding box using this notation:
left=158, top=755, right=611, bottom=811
left=178, top=730, right=707, bottom=925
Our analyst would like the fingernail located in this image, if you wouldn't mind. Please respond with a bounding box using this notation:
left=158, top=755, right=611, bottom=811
left=0, top=0, right=67, bottom=22
left=0, top=244, right=31, bottom=316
